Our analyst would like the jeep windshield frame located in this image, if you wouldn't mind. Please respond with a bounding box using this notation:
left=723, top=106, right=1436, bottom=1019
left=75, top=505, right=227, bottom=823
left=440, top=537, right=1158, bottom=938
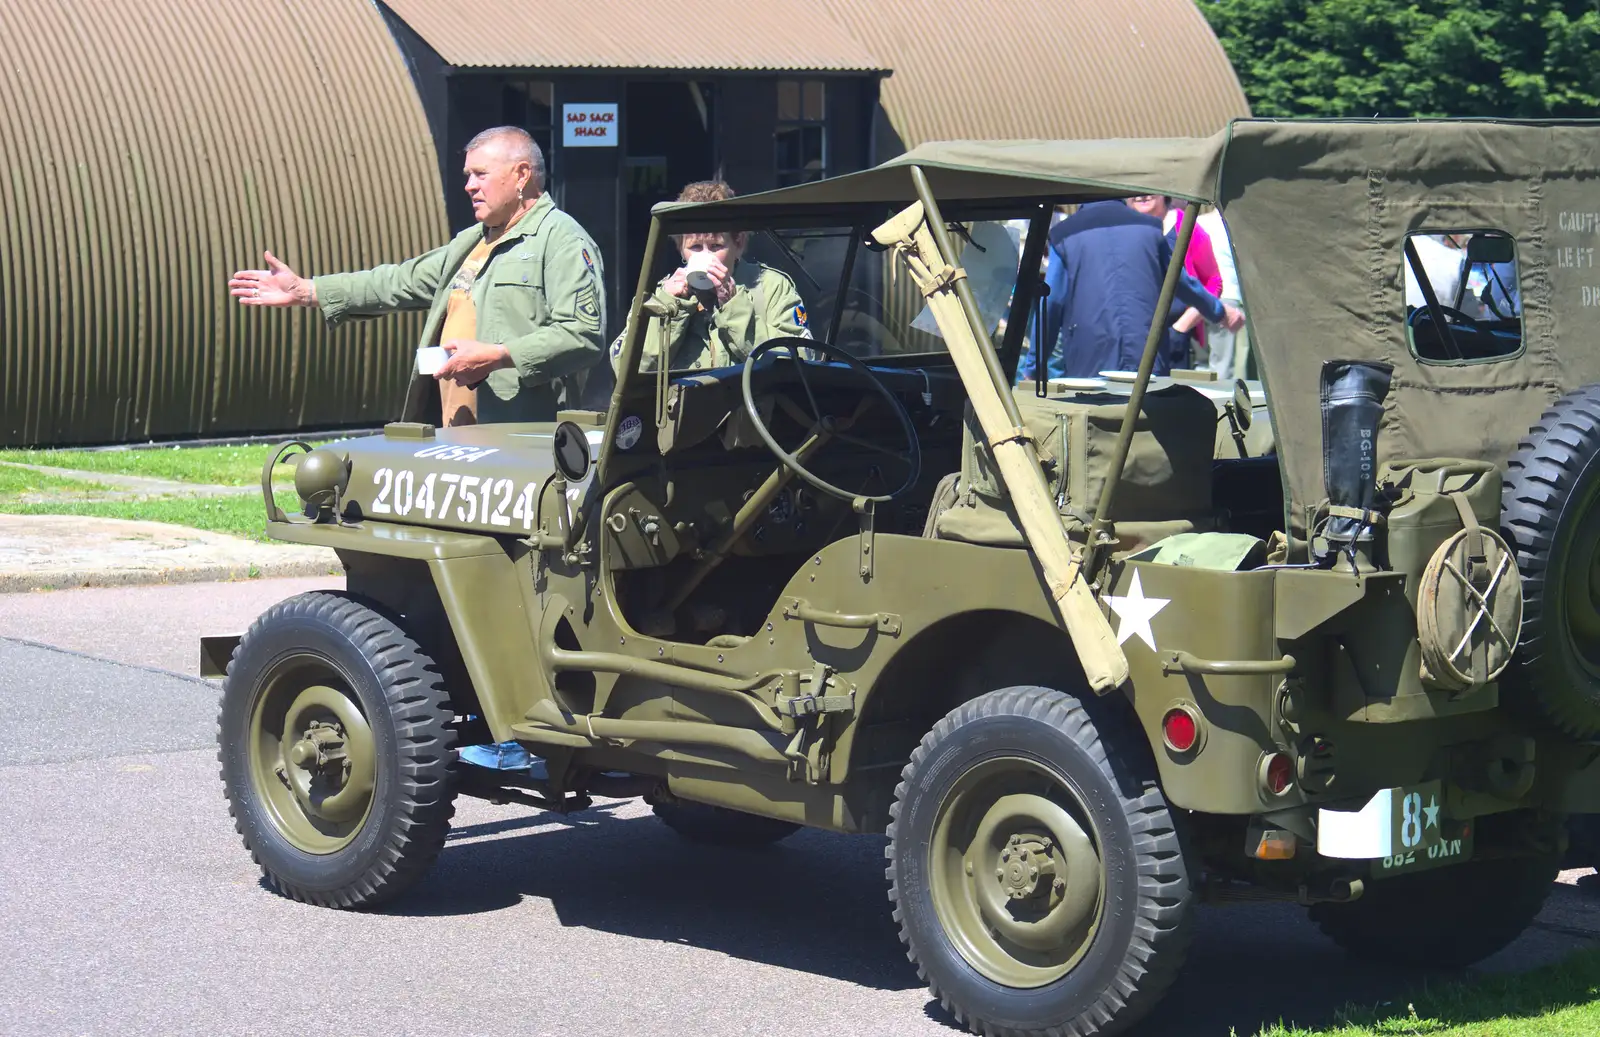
left=599, top=147, right=1210, bottom=539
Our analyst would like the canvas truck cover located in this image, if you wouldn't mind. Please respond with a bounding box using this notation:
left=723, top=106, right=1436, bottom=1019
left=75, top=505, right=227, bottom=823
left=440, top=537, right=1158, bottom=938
left=653, top=119, right=1600, bottom=537
left=1215, top=120, right=1600, bottom=538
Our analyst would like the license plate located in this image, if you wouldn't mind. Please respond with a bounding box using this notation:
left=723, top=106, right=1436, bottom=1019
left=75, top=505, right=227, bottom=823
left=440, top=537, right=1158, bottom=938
left=1317, top=780, right=1445, bottom=859
left=1373, top=817, right=1474, bottom=877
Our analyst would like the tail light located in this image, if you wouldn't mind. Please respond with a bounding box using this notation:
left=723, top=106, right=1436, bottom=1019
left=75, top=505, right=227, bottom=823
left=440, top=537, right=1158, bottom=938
left=1162, top=706, right=1200, bottom=753
left=1263, top=751, right=1294, bottom=796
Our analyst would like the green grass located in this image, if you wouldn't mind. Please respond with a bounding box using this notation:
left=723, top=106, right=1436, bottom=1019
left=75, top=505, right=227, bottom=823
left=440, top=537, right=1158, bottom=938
left=1256, top=948, right=1600, bottom=1037
left=0, top=441, right=325, bottom=487
left=0, top=464, right=299, bottom=542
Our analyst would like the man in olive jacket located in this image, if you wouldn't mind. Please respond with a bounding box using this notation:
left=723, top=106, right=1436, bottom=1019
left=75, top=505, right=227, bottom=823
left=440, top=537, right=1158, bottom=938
left=230, top=126, right=605, bottom=425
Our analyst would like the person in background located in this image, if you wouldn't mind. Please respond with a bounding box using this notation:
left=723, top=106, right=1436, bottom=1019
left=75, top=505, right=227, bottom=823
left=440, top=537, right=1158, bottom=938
left=1196, top=207, right=1248, bottom=379
left=613, top=180, right=810, bottom=373
left=1017, top=198, right=1241, bottom=380
left=1019, top=200, right=1242, bottom=382
left=1128, top=195, right=1222, bottom=370
left=229, top=126, right=605, bottom=427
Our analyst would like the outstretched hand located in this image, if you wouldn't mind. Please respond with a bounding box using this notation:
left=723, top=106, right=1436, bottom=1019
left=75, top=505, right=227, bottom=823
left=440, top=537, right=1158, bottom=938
left=229, top=250, right=314, bottom=307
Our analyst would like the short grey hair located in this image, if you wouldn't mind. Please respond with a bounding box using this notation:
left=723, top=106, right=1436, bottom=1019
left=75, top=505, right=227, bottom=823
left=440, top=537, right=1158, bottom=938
left=465, top=126, right=546, bottom=193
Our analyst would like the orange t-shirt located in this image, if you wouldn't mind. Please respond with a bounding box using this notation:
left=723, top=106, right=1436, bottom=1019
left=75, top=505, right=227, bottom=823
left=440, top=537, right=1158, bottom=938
left=436, top=239, right=495, bottom=427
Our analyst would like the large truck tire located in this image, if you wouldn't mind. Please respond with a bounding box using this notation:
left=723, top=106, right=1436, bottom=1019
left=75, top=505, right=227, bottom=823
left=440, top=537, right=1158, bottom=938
left=886, top=686, right=1194, bottom=1037
left=218, top=591, right=457, bottom=908
left=1309, top=853, right=1559, bottom=967
left=1502, top=384, right=1600, bottom=736
left=650, top=800, right=801, bottom=846
left=1570, top=814, right=1600, bottom=871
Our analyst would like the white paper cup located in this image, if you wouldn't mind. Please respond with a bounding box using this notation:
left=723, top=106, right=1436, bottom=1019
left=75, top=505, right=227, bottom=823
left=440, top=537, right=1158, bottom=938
left=416, top=346, right=448, bottom=375
left=684, top=251, right=717, bottom=292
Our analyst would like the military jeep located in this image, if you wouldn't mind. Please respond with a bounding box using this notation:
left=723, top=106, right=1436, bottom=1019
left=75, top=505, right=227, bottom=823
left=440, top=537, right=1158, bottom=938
left=209, top=121, right=1600, bottom=1037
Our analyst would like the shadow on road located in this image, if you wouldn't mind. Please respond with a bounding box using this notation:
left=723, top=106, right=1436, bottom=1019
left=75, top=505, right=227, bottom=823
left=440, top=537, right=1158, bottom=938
left=375, top=804, right=1600, bottom=1035
left=400, top=808, right=919, bottom=992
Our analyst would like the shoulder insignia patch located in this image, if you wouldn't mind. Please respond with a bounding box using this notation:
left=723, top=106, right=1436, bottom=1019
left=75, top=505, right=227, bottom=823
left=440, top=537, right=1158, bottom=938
left=610, top=332, right=624, bottom=358
left=793, top=303, right=808, bottom=328
left=582, top=248, right=596, bottom=274
left=577, top=284, right=601, bottom=332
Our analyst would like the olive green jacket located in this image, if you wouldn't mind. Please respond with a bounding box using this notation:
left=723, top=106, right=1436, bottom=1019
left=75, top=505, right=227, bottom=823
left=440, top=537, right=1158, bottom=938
left=313, top=194, right=606, bottom=423
left=612, top=260, right=809, bottom=373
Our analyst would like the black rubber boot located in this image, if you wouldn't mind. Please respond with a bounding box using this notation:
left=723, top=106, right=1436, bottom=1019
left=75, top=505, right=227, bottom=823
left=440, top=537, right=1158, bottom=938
left=1317, top=360, right=1393, bottom=568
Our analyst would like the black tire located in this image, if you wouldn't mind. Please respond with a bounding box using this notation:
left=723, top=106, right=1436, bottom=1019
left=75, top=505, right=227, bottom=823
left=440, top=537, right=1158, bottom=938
left=1309, top=853, right=1559, bottom=967
left=651, top=800, right=801, bottom=846
left=887, top=686, right=1194, bottom=1037
left=1502, top=384, right=1600, bottom=735
left=218, top=591, right=457, bottom=909
left=1570, top=814, right=1600, bottom=871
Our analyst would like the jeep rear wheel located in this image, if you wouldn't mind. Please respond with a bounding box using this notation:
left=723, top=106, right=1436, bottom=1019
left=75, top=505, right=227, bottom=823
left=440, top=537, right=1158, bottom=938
left=651, top=800, right=801, bottom=846
left=1503, top=384, right=1600, bottom=736
left=887, top=686, right=1194, bottom=1037
left=1569, top=814, right=1600, bottom=871
left=1309, top=853, right=1558, bottom=967
left=218, top=592, right=456, bottom=909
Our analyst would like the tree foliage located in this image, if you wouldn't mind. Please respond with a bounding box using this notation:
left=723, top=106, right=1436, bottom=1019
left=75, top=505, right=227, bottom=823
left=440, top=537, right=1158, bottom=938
left=1198, top=0, right=1600, bottom=118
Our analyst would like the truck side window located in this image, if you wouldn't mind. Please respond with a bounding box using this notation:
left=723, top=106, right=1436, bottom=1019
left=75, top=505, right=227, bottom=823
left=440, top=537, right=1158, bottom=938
left=1402, top=231, right=1523, bottom=363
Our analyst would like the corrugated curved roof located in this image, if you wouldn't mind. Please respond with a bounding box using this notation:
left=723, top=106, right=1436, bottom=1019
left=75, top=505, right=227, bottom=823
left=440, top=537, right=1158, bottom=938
left=379, top=0, right=886, bottom=71
left=0, top=0, right=449, bottom=446
left=816, top=0, right=1250, bottom=148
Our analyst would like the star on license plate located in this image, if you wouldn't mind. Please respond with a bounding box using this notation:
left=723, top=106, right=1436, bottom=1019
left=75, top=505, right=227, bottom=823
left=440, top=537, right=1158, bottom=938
left=1316, top=780, right=1445, bottom=860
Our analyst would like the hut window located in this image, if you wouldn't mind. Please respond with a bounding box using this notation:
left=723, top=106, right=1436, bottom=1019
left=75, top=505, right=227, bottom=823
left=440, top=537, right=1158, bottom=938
left=1403, top=231, right=1523, bottom=364
left=502, top=80, right=556, bottom=172
left=775, top=80, right=826, bottom=187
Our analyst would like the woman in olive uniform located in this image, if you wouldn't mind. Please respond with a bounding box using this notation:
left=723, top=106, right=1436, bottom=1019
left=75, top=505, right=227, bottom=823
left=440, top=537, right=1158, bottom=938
left=613, top=181, right=811, bottom=373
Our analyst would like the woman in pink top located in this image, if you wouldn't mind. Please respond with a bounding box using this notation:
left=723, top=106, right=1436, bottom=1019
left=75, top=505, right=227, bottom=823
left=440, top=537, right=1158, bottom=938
left=1128, top=195, right=1222, bottom=361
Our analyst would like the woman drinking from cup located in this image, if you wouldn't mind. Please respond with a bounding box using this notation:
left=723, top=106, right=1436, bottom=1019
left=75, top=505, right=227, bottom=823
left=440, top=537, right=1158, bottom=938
left=613, top=181, right=812, bottom=373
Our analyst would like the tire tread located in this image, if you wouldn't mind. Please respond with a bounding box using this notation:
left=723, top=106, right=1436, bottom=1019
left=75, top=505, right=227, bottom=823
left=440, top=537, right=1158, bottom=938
left=885, top=686, right=1193, bottom=1037
left=1502, top=384, right=1600, bottom=736
left=217, top=590, right=457, bottom=910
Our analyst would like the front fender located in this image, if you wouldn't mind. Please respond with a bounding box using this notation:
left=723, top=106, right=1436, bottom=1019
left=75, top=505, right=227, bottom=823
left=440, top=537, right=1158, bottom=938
left=270, top=518, right=546, bottom=741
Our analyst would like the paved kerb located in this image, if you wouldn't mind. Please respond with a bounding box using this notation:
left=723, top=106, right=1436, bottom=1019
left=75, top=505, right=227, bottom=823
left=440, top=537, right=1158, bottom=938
left=0, top=514, right=337, bottom=593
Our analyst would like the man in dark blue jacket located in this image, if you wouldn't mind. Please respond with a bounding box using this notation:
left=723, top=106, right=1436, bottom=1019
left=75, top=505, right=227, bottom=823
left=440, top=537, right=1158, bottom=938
left=1018, top=200, right=1242, bottom=381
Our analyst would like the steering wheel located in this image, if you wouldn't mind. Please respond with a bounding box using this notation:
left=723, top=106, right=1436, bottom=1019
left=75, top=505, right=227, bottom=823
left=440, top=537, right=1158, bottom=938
left=740, top=338, right=921, bottom=502
left=1408, top=304, right=1482, bottom=331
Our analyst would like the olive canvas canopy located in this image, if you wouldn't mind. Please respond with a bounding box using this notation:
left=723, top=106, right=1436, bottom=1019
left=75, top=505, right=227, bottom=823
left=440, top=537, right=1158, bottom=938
left=654, top=118, right=1600, bottom=534
left=650, top=136, right=1228, bottom=226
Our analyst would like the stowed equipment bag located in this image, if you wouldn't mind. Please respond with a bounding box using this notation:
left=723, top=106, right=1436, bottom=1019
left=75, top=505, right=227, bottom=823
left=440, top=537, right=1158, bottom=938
left=933, top=384, right=1217, bottom=552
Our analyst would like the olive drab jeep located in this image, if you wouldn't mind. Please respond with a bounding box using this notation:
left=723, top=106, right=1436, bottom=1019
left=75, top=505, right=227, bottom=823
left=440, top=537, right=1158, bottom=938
left=209, top=120, right=1600, bottom=1037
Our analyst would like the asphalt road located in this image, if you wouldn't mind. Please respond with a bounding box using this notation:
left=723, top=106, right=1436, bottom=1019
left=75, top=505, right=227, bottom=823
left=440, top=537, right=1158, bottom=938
left=2, top=578, right=1598, bottom=1036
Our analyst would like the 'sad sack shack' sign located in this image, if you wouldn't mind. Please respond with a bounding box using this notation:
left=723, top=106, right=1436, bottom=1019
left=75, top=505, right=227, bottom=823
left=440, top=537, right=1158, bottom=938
left=563, top=104, right=618, bottom=147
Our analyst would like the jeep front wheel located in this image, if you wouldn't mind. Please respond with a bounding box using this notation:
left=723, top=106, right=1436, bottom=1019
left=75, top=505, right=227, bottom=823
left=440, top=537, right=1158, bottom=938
left=218, top=591, right=457, bottom=909
left=887, top=686, right=1194, bottom=1037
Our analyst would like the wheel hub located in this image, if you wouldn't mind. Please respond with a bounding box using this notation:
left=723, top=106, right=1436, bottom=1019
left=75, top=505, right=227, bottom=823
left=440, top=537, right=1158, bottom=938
left=997, top=834, right=1058, bottom=901
left=288, top=721, right=348, bottom=773
left=929, top=758, right=1107, bottom=989
left=248, top=663, right=377, bottom=854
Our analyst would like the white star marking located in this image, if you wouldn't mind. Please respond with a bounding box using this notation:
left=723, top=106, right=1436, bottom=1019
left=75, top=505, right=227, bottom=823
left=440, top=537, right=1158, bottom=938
left=1106, top=571, right=1170, bottom=651
left=1423, top=796, right=1440, bottom=830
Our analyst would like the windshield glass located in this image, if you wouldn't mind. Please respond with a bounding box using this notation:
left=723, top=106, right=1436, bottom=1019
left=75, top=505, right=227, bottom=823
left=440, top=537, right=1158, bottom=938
left=637, top=220, right=1028, bottom=372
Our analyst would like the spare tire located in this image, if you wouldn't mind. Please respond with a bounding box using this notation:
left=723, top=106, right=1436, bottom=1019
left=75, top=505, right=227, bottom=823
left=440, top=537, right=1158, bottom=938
left=1502, top=384, right=1600, bottom=736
